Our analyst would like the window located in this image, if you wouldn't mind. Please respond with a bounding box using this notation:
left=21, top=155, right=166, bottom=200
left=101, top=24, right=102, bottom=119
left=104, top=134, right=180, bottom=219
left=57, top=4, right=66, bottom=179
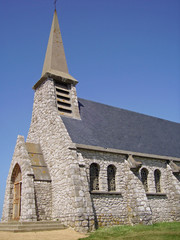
left=55, top=81, right=72, bottom=116
left=154, top=169, right=161, bottom=193
left=141, top=168, right=148, bottom=192
left=90, top=163, right=100, bottom=191
left=107, top=165, right=116, bottom=191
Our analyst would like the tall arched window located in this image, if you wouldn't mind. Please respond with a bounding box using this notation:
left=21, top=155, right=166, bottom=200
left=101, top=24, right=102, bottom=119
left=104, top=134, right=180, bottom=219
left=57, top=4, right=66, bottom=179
left=107, top=165, right=116, bottom=191
left=141, top=168, right=148, bottom=192
left=90, top=163, right=99, bottom=191
left=154, top=169, right=161, bottom=193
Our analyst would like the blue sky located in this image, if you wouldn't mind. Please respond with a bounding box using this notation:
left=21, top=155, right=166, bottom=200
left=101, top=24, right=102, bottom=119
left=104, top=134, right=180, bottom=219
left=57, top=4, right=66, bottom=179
left=0, top=0, right=179, bottom=217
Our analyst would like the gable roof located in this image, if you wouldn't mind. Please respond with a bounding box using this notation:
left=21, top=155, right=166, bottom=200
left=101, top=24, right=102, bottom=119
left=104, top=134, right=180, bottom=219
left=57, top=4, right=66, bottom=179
left=62, top=98, right=180, bottom=158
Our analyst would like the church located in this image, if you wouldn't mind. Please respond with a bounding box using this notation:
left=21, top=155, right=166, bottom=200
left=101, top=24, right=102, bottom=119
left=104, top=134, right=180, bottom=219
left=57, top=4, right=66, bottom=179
left=2, top=9, right=180, bottom=232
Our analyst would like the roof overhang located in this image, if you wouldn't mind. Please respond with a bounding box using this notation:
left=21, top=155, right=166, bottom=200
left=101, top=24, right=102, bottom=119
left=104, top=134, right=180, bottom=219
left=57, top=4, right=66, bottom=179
left=33, top=69, right=78, bottom=90
left=169, top=161, right=180, bottom=174
left=70, top=143, right=180, bottom=162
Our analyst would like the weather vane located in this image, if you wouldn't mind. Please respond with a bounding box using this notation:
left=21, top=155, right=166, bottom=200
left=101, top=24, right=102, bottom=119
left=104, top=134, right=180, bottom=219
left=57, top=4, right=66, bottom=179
left=54, top=0, right=58, bottom=10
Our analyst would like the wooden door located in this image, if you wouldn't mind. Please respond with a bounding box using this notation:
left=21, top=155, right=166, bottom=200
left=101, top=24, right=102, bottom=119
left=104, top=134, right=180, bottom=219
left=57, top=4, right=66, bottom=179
left=13, top=182, right=21, bottom=220
left=12, top=165, right=22, bottom=220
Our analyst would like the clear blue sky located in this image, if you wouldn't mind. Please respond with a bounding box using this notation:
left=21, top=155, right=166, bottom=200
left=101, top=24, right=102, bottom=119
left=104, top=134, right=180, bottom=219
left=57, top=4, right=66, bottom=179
left=0, top=0, right=179, bottom=217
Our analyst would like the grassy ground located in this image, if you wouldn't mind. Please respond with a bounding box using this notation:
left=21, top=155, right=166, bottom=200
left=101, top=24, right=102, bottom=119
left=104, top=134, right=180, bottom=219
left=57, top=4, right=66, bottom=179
left=80, top=222, right=180, bottom=240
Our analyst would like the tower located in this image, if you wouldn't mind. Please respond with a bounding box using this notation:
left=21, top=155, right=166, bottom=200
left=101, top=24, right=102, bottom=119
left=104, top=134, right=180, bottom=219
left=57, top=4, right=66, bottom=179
left=2, top=10, right=94, bottom=232
left=34, top=10, right=80, bottom=119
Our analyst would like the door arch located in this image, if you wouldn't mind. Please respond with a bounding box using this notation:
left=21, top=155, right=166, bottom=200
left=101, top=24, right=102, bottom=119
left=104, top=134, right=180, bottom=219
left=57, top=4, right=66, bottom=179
left=11, top=164, right=22, bottom=220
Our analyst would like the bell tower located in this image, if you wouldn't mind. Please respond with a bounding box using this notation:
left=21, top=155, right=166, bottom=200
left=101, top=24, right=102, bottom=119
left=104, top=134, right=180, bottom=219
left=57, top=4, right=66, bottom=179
left=33, top=10, right=80, bottom=119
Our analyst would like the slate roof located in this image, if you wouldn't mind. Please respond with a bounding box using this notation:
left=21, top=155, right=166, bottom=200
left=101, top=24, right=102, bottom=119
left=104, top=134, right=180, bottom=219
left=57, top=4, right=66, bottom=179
left=62, top=98, right=180, bottom=158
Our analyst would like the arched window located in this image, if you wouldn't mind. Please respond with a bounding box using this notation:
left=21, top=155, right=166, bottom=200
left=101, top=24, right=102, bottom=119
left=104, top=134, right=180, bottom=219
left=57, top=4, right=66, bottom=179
left=11, top=164, right=22, bottom=183
left=141, top=168, right=148, bottom=192
left=90, top=163, right=99, bottom=191
left=107, top=165, right=116, bottom=191
left=154, top=169, right=161, bottom=193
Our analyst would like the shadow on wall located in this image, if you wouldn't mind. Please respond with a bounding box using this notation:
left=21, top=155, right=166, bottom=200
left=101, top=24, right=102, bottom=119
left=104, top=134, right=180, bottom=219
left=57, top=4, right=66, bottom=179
left=90, top=195, right=98, bottom=229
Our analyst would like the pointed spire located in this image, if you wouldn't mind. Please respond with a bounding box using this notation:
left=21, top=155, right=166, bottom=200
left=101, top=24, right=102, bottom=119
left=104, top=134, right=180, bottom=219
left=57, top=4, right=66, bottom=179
left=33, top=9, right=77, bottom=90
left=42, top=10, right=69, bottom=76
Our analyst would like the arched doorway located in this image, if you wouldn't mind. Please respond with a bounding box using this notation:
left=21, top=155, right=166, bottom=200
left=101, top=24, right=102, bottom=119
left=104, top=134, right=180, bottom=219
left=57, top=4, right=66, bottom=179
left=11, top=164, right=22, bottom=220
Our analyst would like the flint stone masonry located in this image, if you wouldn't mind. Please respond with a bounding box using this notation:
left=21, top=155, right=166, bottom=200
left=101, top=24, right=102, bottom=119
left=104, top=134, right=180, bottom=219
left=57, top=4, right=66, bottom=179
left=91, top=194, right=127, bottom=227
left=2, top=136, right=37, bottom=222
left=34, top=181, right=52, bottom=220
left=26, top=79, right=94, bottom=232
left=76, top=148, right=180, bottom=227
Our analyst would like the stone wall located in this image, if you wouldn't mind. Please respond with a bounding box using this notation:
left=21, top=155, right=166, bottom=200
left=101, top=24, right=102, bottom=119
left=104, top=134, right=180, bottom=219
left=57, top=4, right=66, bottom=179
left=2, top=136, right=37, bottom=222
left=34, top=181, right=52, bottom=220
left=166, top=163, right=180, bottom=221
left=26, top=78, right=94, bottom=231
left=78, top=148, right=180, bottom=228
left=137, top=157, right=180, bottom=222
left=123, top=159, right=152, bottom=225
left=91, top=194, right=127, bottom=227
left=71, top=84, right=80, bottom=119
left=78, top=149, right=130, bottom=226
left=27, top=78, right=77, bottom=222
left=136, top=158, right=170, bottom=222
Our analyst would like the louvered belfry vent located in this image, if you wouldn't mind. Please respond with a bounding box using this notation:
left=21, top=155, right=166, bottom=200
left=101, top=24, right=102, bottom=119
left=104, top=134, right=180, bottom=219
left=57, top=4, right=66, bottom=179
left=55, top=81, right=72, bottom=116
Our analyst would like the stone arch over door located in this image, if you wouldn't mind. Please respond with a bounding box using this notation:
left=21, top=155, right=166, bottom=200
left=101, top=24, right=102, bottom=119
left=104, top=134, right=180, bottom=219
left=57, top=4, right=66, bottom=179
left=11, top=164, right=22, bottom=220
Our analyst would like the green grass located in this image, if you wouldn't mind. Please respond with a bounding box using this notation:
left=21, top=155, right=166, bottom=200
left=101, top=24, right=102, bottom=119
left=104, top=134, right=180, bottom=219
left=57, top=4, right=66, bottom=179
left=80, top=222, right=180, bottom=240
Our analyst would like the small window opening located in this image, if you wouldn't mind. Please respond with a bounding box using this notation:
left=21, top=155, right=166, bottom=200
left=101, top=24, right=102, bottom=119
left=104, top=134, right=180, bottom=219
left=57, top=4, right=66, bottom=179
left=58, top=107, right=72, bottom=114
left=56, top=95, right=70, bottom=101
left=56, top=88, right=69, bottom=95
left=107, top=165, right=116, bottom=191
left=90, top=163, right=99, bottom=191
left=57, top=82, right=69, bottom=89
left=154, top=169, right=161, bottom=193
left=141, top=168, right=148, bottom=192
left=57, top=101, right=71, bottom=107
left=55, top=81, right=72, bottom=116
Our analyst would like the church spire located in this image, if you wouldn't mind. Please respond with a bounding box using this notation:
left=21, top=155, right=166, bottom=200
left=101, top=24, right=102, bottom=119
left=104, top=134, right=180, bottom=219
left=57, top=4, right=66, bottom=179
left=33, top=9, right=79, bottom=119
left=42, top=9, right=69, bottom=76
left=33, top=9, right=77, bottom=89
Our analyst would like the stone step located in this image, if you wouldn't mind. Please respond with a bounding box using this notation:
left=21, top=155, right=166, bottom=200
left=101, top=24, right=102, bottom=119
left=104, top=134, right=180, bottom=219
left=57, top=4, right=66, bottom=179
left=0, top=221, right=67, bottom=232
left=0, top=220, right=63, bottom=225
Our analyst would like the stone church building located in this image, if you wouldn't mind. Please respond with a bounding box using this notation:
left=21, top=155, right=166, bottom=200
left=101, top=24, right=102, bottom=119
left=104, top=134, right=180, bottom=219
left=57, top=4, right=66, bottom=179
left=2, top=10, right=180, bottom=232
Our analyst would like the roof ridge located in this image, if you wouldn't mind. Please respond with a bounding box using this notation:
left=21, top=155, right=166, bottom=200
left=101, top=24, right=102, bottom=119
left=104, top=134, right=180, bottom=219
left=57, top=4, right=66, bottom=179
left=78, top=97, right=180, bottom=125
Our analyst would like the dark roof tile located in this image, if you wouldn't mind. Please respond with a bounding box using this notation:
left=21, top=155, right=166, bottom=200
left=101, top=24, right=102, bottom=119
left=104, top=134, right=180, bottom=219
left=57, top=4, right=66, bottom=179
left=62, top=98, right=180, bottom=158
